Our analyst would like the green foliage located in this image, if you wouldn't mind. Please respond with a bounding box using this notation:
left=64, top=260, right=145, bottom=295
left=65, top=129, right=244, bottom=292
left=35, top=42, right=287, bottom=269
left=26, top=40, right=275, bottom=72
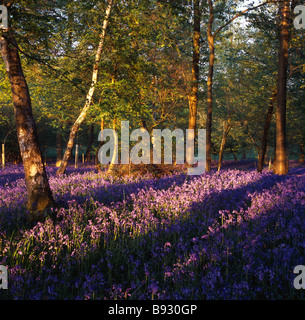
left=1, top=0, right=305, bottom=162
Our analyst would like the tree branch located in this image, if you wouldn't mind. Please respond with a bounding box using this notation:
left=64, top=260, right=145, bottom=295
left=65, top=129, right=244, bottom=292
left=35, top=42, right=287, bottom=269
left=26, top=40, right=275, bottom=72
left=214, top=0, right=275, bottom=38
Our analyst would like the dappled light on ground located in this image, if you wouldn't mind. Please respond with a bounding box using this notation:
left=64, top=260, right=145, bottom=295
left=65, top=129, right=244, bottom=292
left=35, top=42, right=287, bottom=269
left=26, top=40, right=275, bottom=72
left=0, top=162, right=305, bottom=299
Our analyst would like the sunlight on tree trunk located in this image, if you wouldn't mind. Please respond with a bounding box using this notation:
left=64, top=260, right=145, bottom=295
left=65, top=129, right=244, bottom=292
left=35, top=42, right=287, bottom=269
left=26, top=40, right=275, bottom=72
left=57, top=0, right=113, bottom=175
left=56, top=131, right=63, bottom=167
left=107, top=118, right=118, bottom=174
left=188, top=0, right=201, bottom=137
left=274, top=0, right=290, bottom=175
left=0, top=33, right=55, bottom=220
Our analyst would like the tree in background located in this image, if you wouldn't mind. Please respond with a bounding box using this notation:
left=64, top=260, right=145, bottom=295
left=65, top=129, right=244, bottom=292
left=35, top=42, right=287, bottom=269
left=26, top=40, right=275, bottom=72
left=2, top=0, right=305, bottom=181
left=188, top=0, right=201, bottom=134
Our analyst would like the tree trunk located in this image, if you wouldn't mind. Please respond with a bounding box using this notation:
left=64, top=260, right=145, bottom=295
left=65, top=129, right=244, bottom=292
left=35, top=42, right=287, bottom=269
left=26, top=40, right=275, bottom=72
left=299, top=143, right=305, bottom=163
left=256, top=145, right=261, bottom=165
left=217, top=119, right=231, bottom=171
left=242, top=147, right=246, bottom=159
left=232, top=151, right=237, bottom=164
left=188, top=0, right=201, bottom=133
left=96, top=116, right=105, bottom=166
left=56, top=0, right=113, bottom=175
left=258, top=90, right=276, bottom=172
left=274, top=0, right=290, bottom=175
left=85, top=124, right=94, bottom=162
left=206, top=0, right=215, bottom=172
left=56, top=131, right=63, bottom=167
left=0, top=33, right=55, bottom=220
left=2, top=143, right=5, bottom=170
left=107, top=118, right=117, bottom=174
left=186, top=1, right=201, bottom=169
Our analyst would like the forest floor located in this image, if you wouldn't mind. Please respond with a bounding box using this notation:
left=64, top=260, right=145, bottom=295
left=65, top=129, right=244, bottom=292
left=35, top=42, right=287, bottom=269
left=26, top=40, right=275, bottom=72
left=0, top=160, right=305, bottom=299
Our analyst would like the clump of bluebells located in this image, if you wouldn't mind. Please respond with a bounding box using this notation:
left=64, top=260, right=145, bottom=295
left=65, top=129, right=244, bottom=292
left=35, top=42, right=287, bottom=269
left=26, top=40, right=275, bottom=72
left=0, top=162, right=305, bottom=299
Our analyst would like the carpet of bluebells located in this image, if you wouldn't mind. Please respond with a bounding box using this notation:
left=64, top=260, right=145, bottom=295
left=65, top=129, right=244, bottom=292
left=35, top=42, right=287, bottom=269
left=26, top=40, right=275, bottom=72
left=0, top=161, right=305, bottom=300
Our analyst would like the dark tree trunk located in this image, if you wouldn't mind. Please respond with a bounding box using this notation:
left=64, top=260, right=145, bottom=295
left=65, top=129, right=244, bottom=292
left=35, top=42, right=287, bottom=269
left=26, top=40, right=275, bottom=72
left=85, top=124, right=94, bottom=162
left=274, top=0, right=290, bottom=175
left=299, top=143, right=305, bottom=163
left=206, top=0, right=215, bottom=172
left=56, top=131, right=63, bottom=167
left=0, top=33, right=55, bottom=220
left=242, top=147, right=246, bottom=159
left=95, top=117, right=104, bottom=166
left=258, top=90, right=276, bottom=172
left=217, top=120, right=231, bottom=171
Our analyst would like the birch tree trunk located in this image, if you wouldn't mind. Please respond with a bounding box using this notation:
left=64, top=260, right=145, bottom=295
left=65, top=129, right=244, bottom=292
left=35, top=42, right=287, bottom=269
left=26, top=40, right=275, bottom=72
left=56, top=0, right=113, bottom=175
left=0, top=33, right=55, bottom=220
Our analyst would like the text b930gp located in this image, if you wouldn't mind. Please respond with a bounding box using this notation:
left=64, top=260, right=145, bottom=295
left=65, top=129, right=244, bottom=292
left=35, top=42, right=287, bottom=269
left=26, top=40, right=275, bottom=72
left=152, top=304, right=197, bottom=315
